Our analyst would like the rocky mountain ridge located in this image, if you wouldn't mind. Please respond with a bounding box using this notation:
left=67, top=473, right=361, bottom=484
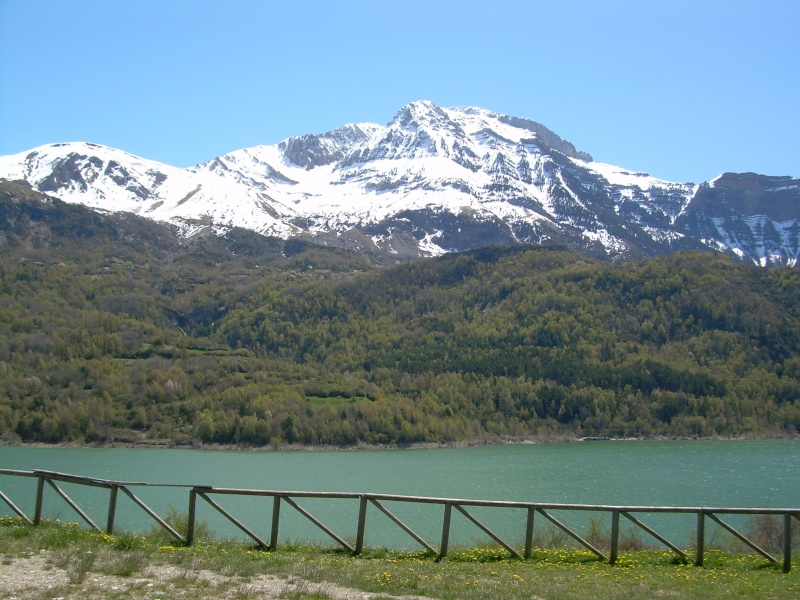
left=1, top=101, right=797, bottom=265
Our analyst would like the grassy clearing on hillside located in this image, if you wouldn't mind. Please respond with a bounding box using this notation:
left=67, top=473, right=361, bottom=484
left=0, top=517, right=797, bottom=599
left=306, top=395, right=372, bottom=408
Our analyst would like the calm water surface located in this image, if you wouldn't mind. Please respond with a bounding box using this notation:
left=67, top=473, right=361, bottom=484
left=1, top=440, right=797, bottom=548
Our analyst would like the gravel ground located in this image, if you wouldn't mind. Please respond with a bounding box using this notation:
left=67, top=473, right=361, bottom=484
left=0, top=550, right=433, bottom=599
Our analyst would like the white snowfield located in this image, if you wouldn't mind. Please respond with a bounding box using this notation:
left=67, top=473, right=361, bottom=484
left=0, top=101, right=794, bottom=265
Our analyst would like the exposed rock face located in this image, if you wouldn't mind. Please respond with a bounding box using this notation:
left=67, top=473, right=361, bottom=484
left=279, top=124, right=376, bottom=169
left=677, top=173, right=800, bottom=266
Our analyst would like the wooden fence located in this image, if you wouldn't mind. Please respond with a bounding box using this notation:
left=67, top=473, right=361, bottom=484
left=1, top=468, right=797, bottom=573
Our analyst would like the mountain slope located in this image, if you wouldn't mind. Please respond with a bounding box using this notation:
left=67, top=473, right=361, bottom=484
left=676, top=173, right=800, bottom=266
left=1, top=101, right=798, bottom=265
left=2, top=183, right=799, bottom=446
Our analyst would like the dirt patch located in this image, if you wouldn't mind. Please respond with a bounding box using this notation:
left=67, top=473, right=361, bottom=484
left=0, top=550, right=432, bottom=599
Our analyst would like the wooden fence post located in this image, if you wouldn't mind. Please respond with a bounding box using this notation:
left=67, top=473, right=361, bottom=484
left=106, top=485, right=118, bottom=535
left=524, top=506, right=535, bottom=559
left=187, top=489, right=197, bottom=545
left=270, top=496, right=281, bottom=551
left=33, top=474, right=45, bottom=526
left=695, top=511, right=705, bottom=567
left=610, top=509, right=620, bottom=564
left=438, top=502, right=452, bottom=560
left=355, top=495, right=368, bottom=555
left=784, top=513, right=792, bottom=574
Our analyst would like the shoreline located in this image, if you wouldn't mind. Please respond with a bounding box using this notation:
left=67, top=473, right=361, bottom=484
left=2, top=431, right=797, bottom=452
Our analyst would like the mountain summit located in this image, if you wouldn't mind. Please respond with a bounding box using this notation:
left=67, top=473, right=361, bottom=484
left=1, top=101, right=798, bottom=265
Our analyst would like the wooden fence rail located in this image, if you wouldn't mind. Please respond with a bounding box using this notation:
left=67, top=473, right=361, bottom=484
left=1, top=468, right=797, bottom=573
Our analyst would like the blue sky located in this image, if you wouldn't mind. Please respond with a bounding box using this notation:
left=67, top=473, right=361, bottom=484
left=1, top=0, right=797, bottom=183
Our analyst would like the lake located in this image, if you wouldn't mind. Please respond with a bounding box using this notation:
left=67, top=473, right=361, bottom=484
left=1, top=440, right=798, bottom=549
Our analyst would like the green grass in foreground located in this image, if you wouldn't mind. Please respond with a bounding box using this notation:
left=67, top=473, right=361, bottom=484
left=0, top=516, right=798, bottom=599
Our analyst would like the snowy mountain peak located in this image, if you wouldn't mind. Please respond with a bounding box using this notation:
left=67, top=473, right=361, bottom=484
left=1, top=102, right=797, bottom=265
left=390, top=100, right=458, bottom=132
left=0, top=142, right=183, bottom=211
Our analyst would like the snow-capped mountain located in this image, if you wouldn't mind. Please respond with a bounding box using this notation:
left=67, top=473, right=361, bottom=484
left=1, top=101, right=797, bottom=265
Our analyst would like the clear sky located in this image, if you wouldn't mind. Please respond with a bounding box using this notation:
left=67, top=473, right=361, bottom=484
left=1, top=0, right=797, bottom=184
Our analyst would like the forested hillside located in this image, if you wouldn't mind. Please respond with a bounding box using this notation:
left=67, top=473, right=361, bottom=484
left=1, top=181, right=799, bottom=446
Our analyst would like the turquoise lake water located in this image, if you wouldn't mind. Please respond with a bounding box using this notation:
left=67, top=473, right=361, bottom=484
left=1, top=440, right=797, bottom=549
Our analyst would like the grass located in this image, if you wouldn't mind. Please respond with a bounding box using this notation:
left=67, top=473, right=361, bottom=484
left=0, top=515, right=798, bottom=599
left=305, top=395, right=371, bottom=408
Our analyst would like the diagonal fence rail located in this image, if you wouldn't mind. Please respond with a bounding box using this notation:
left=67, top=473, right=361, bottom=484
left=1, top=468, right=797, bottom=573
